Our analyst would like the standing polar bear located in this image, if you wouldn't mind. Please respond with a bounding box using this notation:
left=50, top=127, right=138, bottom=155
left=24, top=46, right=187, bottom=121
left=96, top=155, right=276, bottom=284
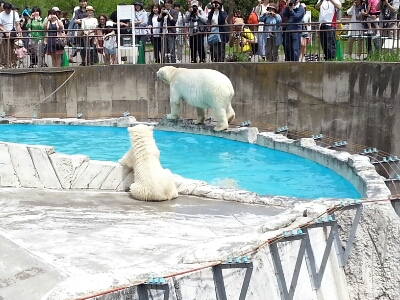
left=156, top=66, right=235, bottom=131
left=118, top=124, right=178, bottom=201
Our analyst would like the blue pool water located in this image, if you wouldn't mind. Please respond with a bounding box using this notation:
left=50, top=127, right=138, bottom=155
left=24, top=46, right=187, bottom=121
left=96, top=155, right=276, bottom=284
left=0, top=124, right=360, bottom=199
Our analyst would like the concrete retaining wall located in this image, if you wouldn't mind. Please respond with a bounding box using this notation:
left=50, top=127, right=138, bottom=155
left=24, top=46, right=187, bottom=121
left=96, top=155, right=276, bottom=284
left=1, top=63, right=400, bottom=154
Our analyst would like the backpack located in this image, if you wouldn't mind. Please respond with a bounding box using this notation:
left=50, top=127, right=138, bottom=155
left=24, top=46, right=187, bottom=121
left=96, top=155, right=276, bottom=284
left=247, top=8, right=259, bottom=28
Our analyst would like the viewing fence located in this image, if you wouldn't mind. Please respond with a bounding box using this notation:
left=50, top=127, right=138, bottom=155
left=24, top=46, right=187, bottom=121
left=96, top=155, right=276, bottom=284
left=0, top=20, right=399, bottom=68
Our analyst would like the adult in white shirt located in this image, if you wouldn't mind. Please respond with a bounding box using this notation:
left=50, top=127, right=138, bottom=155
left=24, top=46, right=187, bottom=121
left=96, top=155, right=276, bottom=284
left=315, top=0, right=341, bottom=60
left=346, top=0, right=364, bottom=59
left=0, top=2, right=21, bottom=67
left=81, top=5, right=98, bottom=65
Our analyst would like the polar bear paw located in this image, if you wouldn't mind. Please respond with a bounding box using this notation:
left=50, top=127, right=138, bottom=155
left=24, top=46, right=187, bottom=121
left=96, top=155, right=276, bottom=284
left=166, top=114, right=178, bottom=120
left=214, top=124, right=229, bottom=131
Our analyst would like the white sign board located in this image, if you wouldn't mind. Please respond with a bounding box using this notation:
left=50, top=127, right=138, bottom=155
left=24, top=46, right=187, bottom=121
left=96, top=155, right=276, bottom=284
left=117, top=5, right=136, bottom=64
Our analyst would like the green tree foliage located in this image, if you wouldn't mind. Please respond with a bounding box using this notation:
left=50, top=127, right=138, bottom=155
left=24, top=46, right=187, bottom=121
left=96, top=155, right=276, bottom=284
left=10, top=0, right=152, bottom=17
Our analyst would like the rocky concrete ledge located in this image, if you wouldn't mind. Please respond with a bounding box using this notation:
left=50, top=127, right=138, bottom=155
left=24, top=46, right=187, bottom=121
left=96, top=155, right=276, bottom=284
left=0, top=142, right=134, bottom=191
left=1, top=116, right=158, bottom=128
left=156, top=117, right=259, bottom=143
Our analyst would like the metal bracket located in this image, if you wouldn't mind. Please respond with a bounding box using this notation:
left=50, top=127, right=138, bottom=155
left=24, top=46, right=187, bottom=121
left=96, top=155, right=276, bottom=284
left=269, top=234, right=308, bottom=300
left=303, top=222, right=337, bottom=289
left=212, top=261, right=253, bottom=300
left=333, top=204, right=363, bottom=266
left=137, top=283, right=170, bottom=300
left=391, top=197, right=400, bottom=217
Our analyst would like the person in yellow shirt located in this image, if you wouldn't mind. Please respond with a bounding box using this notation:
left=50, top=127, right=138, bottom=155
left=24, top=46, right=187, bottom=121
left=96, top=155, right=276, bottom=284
left=227, top=18, right=255, bottom=61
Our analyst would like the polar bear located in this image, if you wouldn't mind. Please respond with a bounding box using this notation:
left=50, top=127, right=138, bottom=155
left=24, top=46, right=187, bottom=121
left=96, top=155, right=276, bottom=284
left=156, top=66, right=235, bottom=131
left=118, top=124, right=178, bottom=201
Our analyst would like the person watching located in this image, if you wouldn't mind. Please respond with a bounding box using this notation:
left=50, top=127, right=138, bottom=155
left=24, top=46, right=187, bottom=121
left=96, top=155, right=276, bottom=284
left=133, top=0, right=148, bottom=46
left=315, top=0, right=342, bottom=60
left=376, top=0, right=399, bottom=39
left=73, top=0, right=88, bottom=66
left=207, top=0, right=228, bottom=62
left=282, top=0, right=305, bottom=61
left=227, top=17, right=255, bottom=62
left=185, top=0, right=207, bottom=63
left=0, top=2, right=22, bottom=68
left=157, top=0, right=178, bottom=63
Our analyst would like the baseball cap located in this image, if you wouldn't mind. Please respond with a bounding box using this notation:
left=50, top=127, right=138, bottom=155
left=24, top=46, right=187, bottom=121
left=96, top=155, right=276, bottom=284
left=52, top=6, right=61, bottom=11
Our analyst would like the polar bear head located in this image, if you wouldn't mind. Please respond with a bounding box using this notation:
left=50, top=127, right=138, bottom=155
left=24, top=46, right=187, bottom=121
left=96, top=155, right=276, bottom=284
left=119, top=125, right=157, bottom=169
left=128, top=124, right=155, bottom=142
left=128, top=124, right=160, bottom=159
left=156, top=66, right=179, bottom=84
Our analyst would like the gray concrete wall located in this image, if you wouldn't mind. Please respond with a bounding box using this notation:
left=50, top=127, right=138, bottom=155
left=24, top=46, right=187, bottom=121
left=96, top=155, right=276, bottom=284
left=1, top=63, right=399, bottom=154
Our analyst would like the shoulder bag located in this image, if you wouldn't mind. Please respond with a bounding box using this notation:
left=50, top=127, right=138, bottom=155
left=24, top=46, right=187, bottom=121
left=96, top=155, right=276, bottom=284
left=207, top=27, right=221, bottom=45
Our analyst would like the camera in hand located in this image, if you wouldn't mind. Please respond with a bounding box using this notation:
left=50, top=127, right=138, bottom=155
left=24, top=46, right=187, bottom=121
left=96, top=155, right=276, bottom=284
left=289, top=0, right=296, bottom=6
left=162, top=9, right=169, bottom=15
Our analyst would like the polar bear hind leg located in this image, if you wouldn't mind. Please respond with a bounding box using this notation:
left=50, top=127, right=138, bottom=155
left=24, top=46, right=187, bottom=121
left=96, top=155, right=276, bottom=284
left=213, top=107, right=229, bottom=131
left=226, top=104, right=235, bottom=124
left=193, top=107, right=206, bottom=124
left=129, top=182, right=149, bottom=201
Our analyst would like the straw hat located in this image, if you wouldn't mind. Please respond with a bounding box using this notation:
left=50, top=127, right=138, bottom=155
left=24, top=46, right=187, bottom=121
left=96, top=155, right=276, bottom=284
left=233, top=18, right=244, bottom=26
left=86, top=5, right=94, bottom=11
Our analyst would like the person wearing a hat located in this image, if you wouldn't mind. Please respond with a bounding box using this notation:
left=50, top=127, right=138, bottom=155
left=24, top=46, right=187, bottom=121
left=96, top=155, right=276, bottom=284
left=133, top=0, right=148, bottom=46
left=157, top=0, right=179, bottom=63
left=184, top=0, right=207, bottom=63
left=282, top=0, right=305, bottom=61
left=14, top=38, right=27, bottom=68
left=102, top=20, right=117, bottom=65
left=81, top=5, right=99, bottom=65
left=207, top=0, right=229, bottom=62
left=259, top=3, right=282, bottom=62
left=227, top=17, right=255, bottom=62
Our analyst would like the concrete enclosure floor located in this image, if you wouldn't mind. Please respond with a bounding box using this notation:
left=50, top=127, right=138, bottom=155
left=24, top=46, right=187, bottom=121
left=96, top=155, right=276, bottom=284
left=0, top=188, right=284, bottom=299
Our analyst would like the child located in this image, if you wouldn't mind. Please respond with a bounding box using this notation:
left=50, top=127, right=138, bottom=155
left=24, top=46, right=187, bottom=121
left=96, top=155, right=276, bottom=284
left=362, top=0, right=380, bottom=38
left=14, top=39, right=28, bottom=68
left=259, top=3, right=282, bottom=62
left=103, top=20, right=117, bottom=65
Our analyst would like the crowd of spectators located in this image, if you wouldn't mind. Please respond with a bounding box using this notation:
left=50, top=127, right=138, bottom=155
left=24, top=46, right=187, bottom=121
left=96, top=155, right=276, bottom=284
left=0, top=0, right=399, bottom=68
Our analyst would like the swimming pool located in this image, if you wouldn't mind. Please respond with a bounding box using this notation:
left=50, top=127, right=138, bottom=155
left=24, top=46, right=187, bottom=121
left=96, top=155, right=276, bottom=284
left=0, top=124, right=360, bottom=199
